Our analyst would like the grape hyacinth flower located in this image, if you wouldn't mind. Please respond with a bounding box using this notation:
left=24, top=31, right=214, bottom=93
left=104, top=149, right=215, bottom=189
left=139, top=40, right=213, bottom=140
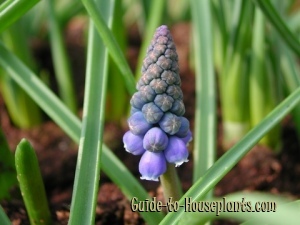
left=123, top=25, right=192, bottom=181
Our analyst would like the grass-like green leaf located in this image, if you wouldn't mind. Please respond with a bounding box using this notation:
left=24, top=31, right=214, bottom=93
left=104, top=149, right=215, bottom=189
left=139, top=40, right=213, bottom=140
left=56, top=0, right=83, bottom=27
left=68, top=0, right=111, bottom=224
left=0, top=128, right=17, bottom=200
left=105, top=0, right=128, bottom=122
left=15, top=139, right=52, bottom=225
left=0, top=41, right=80, bottom=141
left=252, top=0, right=300, bottom=56
left=46, top=0, right=77, bottom=113
left=210, top=0, right=228, bottom=72
left=280, top=44, right=300, bottom=138
left=0, top=20, right=42, bottom=128
left=81, top=0, right=136, bottom=95
left=220, top=0, right=253, bottom=147
left=160, top=84, right=300, bottom=224
left=249, top=7, right=279, bottom=149
left=0, top=205, right=10, bottom=225
left=0, top=0, right=40, bottom=33
left=190, top=0, right=216, bottom=183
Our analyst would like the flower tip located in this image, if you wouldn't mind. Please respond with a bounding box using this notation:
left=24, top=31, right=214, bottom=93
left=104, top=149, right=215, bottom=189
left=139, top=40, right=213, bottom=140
left=175, top=159, right=189, bottom=167
left=164, top=136, right=189, bottom=166
left=140, top=175, right=159, bottom=182
left=139, top=151, right=166, bottom=181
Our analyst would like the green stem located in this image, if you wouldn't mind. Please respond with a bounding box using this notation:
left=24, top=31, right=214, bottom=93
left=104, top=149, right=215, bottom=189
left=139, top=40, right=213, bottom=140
left=15, top=139, right=52, bottom=225
left=160, top=163, right=182, bottom=202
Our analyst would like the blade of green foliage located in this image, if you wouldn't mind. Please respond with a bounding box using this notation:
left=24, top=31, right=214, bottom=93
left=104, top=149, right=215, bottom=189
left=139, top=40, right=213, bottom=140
left=135, top=0, right=165, bottom=80
left=167, top=0, right=189, bottom=22
left=15, top=139, right=52, bottom=225
left=160, top=85, right=300, bottom=224
left=190, top=0, right=216, bottom=183
left=81, top=0, right=136, bottom=95
left=0, top=41, right=79, bottom=141
left=0, top=128, right=17, bottom=200
left=249, top=7, right=279, bottom=149
left=220, top=0, right=253, bottom=148
left=46, top=0, right=77, bottom=113
left=106, top=0, right=128, bottom=122
left=0, top=20, right=42, bottom=128
left=0, top=0, right=40, bottom=33
left=280, top=44, right=300, bottom=138
left=211, top=0, right=228, bottom=73
left=252, top=0, right=300, bottom=57
left=179, top=192, right=298, bottom=225
left=56, top=0, right=83, bottom=27
left=140, top=0, right=151, bottom=21
left=0, top=205, right=10, bottom=225
left=0, top=39, right=164, bottom=225
left=68, top=1, right=110, bottom=224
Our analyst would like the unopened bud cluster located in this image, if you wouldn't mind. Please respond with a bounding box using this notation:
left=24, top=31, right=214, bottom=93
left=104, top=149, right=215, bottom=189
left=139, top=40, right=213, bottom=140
left=123, top=25, right=192, bottom=181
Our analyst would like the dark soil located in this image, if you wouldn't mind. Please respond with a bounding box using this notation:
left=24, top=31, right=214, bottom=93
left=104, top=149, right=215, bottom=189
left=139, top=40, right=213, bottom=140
left=1, top=22, right=300, bottom=225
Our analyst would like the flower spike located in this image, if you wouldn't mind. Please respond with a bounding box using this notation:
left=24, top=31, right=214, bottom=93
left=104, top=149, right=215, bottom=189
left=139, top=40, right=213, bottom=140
left=123, top=25, right=192, bottom=181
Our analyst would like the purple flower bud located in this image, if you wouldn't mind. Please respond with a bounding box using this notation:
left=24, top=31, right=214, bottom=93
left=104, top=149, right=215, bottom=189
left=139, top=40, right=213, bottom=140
left=130, top=92, right=147, bottom=110
left=154, top=94, right=174, bottom=112
left=128, top=111, right=152, bottom=135
left=124, top=25, right=192, bottom=181
left=181, top=130, right=193, bottom=146
left=170, top=100, right=185, bottom=116
left=156, top=36, right=169, bottom=45
left=146, top=64, right=163, bottom=78
left=153, top=44, right=167, bottom=56
left=154, top=25, right=169, bottom=38
left=161, top=70, right=180, bottom=85
left=175, top=117, right=190, bottom=137
left=142, top=102, right=164, bottom=124
left=130, top=107, right=140, bottom=115
left=143, top=56, right=153, bottom=71
left=150, top=78, right=168, bottom=94
left=139, top=151, right=166, bottom=181
left=139, top=85, right=156, bottom=102
left=138, top=73, right=153, bottom=86
left=164, top=136, right=189, bottom=167
left=143, top=127, right=169, bottom=152
left=165, top=49, right=178, bottom=60
left=171, top=60, right=180, bottom=74
left=159, top=112, right=181, bottom=135
left=148, top=50, right=159, bottom=63
left=166, top=85, right=183, bottom=100
left=123, top=131, right=145, bottom=155
left=157, top=55, right=172, bottom=70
